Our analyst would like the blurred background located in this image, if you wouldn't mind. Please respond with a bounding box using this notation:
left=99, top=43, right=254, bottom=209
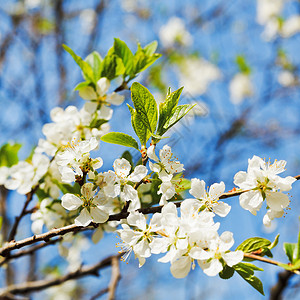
left=1, top=0, right=300, bottom=299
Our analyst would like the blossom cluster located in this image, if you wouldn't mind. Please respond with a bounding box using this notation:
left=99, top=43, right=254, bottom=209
left=118, top=201, right=243, bottom=278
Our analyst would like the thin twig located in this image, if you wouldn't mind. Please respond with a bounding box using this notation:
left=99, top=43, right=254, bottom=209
left=0, top=237, right=62, bottom=267
left=0, top=254, right=122, bottom=296
left=107, top=256, right=121, bottom=300
left=243, top=253, right=281, bottom=267
left=8, top=187, right=38, bottom=242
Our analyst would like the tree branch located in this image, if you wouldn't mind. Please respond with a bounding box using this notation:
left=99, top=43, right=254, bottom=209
left=1, top=175, right=299, bottom=257
left=0, top=237, right=62, bottom=267
left=0, top=254, right=122, bottom=296
left=269, top=270, right=294, bottom=300
left=8, top=187, right=38, bottom=242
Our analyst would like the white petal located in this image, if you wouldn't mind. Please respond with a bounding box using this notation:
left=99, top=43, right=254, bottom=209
left=75, top=208, right=92, bottom=226
left=170, top=256, right=191, bottom=278
left=79, top=86, right=97, bottom=100
left=266, top=191, right=290, bottom=211
left=81, top=182, right=96, bottom=200
left=92, top=227, right=104, bottom=244
left=90, top=207, right=109, bottom=223
left=158, top=170, right=173, bottom=182
left=219, top=231, right=234, bottom=252
left=222, top=250, right=244, bottom=267
left=128, top=165, right=148, bottom=182
left=209, top=182, right=225, bottom=200
left=61, top=194, right=82, bottom=210
left=233, top=171, right=248, bottom=188
left=96, top=77, right=110, bottom=96
left=113, top=158, right=131, bottom=178
left=199, top=258, right=223, bottom=277
left=147, top=145, right=159, bottom=162
left=190, top=178, right=206, bottom=199
left=127, top=212, right=146, bottom=230
left=213, top=202, right=231, bottom=217
left=276, top=176, right=296, bottom=192
left=239, top=190, right=263, bottom=215
left=106, top=93, right=125, bottom=105
left=189, top=247, right=211, bottom=260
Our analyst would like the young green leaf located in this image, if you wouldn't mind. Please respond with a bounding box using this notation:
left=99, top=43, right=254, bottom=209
left=63, top=44, right=94, bottom=82
left=131, top=43, right=161, bottom=77
left=157, top=87, right=183, bottom=135
left=127, top=104, right=148, bottom=145
left=131, top=82, right=158, bottom=133
left=85, top=51, right=102, bottom=82
left=114, top=38, right=134, bottom=75
left=162, top=104, right=195, bottom=133
left=297, top=222, right=300, bottom=261
left=143, top=40, right=158, bottom=56
left=0, top=143, right=22, bottom=167
left=100, top=54, right=125, bottom=80
left=74, top=81, right=91, bottom=91
left=269, top=234, right=280, bottom=250
left=236, top=237, right=271, bottom=253
left=284, top=242, right=297, bottom=263
left=101, top=132, right=139, bottom=150
left=233, top=263, right=264, bottom=295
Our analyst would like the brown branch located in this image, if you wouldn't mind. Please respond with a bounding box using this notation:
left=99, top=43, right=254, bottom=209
left=0, top=254, right=122, bottom=296
left=0, top=237, right=62, bottom=267
left=8, top=186, right=38, bottom=242
left=1, top=174, right=300, bottom=257
left=243, top=253, right=281, bottom=266
left=107, top=256, right=121, bottom=300
left=269, top=270, right=294, bottom=300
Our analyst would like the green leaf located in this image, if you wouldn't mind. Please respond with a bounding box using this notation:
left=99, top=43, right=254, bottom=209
left=157, top=87, right=183, bottom=135
left=0, top=143, right=22, bottom=167
left=297, top=223, right=300, bottom=261
left=101, top=132, right=139, bottom=150
left=63, top=44, right=94, bottom=82
left=131, top=43, right=161, bottom=77
left=74, top=81, right=91, bottom=91
left=143, top=40, right=158, bottom=56
left=233, top=263, right=264, bottom=295
left=284, top=243, right=297, bottom=263
left=131, top=82, right=158, bottom=133
left=114, top=38, right=134, bottom=75
left=163, top=104, right=195, bottom=133
left=100, top=54, right=125, bottom=80
left=236, top=55, right=251, bottom=75
left=127, top=104, right=150, bottom=145
left=54, top=181, right=81, bottom=195
left=0, top=216, right=2, bottom=231
left=85, top=51, right=102, bottom=81
left=236, top=237, right=271, bottom=253
left=36, top=188, right=50, bottom=201
left=90, top=119, right=108, bottom=129
left=219, top=265, right=235, bottom=279
left=269, top=234, right=280, bottom=250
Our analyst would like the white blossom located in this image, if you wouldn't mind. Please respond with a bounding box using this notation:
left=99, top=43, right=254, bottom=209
left=187, top=179, right=231, bottom=217
left=229, top=73, right=253, bottom=105
left=234, top=155, right=296, bottom=225
left=61, top=183, right=109, bottom=226
left=159, top=17, right=192, bottom=48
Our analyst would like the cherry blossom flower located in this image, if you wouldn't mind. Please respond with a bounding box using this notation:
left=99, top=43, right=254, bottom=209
left=61, top=182, right=109, bottom=226
left=198, top=232, right=244, bottom=276
left=187, top=179, right=231, bottom=217
left=234, top=155, right=296, bottom=226
left=56, top=137, right=103, bottom=183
